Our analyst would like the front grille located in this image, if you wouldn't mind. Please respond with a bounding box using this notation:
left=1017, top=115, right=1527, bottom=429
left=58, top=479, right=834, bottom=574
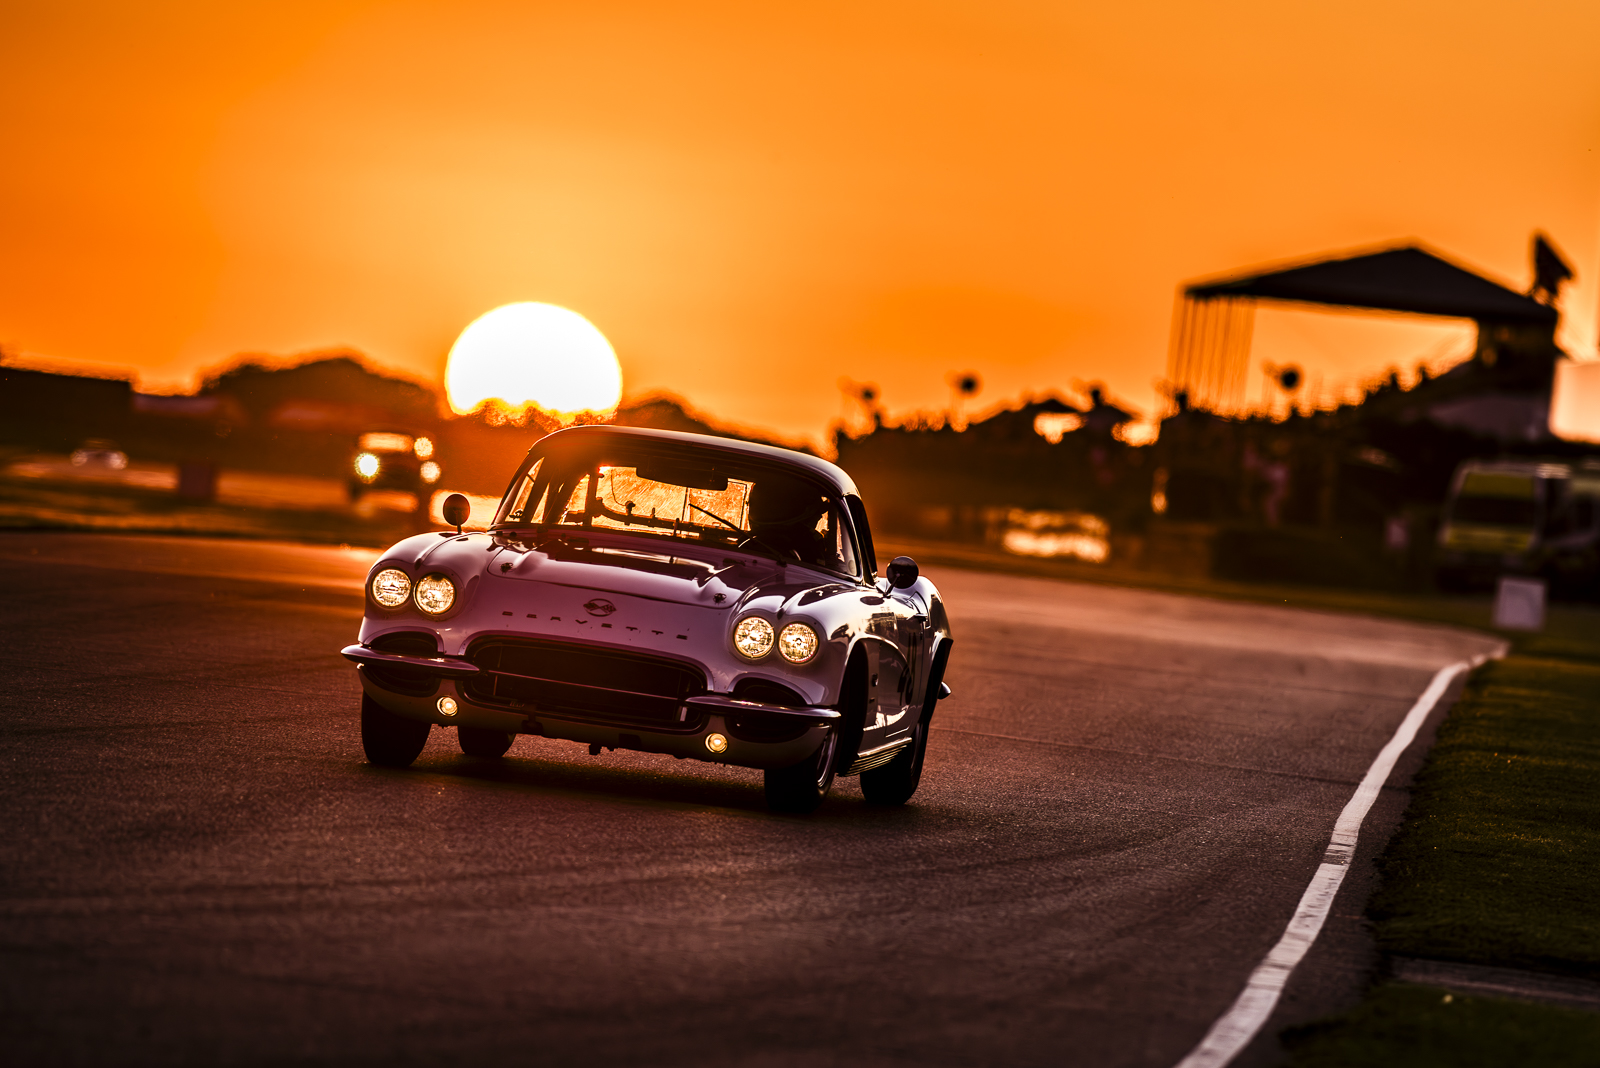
left=465, top=638, right=707, bottom=729
left=363, top=631, right=442, bottom=696
left=371, top=631, right=439, bottom=657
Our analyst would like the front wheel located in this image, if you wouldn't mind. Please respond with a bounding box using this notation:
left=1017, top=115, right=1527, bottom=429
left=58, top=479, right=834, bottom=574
left=360, top=694, right=431, bottom=768
left=763, top=728, right=840, bottom=813
left=859, top=716, right=929, bottom=806
left=458, top=726, right=514, bottom=758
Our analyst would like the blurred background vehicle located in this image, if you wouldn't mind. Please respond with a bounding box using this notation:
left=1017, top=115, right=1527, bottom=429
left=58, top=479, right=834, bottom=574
left=348, top=429, right=442, bottom=506
left=1436, top=458, right=1600, bottom=594
left=69, top=439, right=128, bottom=471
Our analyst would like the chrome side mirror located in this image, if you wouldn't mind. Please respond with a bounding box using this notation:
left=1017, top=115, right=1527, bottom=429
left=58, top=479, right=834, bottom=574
left=442, top=493, right=471, bottom=534
left=886, top=556, right=919, bottom=589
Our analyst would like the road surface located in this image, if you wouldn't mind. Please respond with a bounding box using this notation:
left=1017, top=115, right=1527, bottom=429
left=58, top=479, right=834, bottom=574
left=0, top=533, right=1502, bottom=1066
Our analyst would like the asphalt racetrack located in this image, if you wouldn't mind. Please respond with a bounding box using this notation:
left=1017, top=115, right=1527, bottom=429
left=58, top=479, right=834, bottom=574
left=0, top=533, right=1504, bottom=1067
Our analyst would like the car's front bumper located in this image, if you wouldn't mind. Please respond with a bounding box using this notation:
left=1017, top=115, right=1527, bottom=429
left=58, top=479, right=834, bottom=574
left=341, top=645, right=838, bottom=769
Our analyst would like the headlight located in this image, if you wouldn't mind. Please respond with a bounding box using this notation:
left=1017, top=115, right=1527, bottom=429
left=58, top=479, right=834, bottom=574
left=355, top=452, right=380, bottom=480
left=414, top=436, right=434, bottom=460
left=778, top=623, right=819, bottom=663
left=414, top=573, right=456, bottom=615
left=371, top=568, right=411, bottom=607
left=419, top=461, right=441, bottom=483
left=733, top=616, right=774, bottom=659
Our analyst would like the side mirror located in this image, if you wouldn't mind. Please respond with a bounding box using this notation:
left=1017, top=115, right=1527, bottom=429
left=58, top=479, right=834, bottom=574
left=442, top=493, right=471, bottom=533
left=886, top=555, right=919, bottom=589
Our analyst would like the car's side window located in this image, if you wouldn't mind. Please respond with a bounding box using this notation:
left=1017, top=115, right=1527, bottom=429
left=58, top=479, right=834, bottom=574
left=501, top=459, right=546, bottom=522
left=844, top=496, right=876, bottom=578
left=816, top=501, right=860, bottom=577
left=558, top=475, right=591, bottom=525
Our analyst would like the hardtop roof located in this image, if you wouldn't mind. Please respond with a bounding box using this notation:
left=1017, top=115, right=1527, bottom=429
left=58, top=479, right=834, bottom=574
left=528, top=424, right=859, bottom=496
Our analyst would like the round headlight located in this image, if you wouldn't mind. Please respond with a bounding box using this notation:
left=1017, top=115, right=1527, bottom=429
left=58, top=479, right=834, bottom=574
left=355, top=452, right=380, bottom=480
left=778, top=623, right=819, bottom=663
left=414, top=573, right=456, bottom=615
left=371, top=568, right=411, bottom=608
left=733, top=615, right=774, bottom=659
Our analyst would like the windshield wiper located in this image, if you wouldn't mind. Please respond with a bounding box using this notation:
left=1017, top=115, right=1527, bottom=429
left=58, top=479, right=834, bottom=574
left=687, top=501, right=740, bottom=531
left=684, top=501, right=789, bottom=565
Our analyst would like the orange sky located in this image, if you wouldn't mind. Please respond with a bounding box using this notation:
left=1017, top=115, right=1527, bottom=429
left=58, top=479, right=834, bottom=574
left=4, top=0, right=1599, bottom=445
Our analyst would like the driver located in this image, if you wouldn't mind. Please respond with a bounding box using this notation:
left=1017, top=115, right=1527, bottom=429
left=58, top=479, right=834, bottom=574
left=746, top=477, right=830, bottom=565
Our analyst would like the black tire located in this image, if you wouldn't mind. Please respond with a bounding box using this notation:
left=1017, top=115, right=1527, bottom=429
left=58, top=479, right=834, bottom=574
left=763, top=727, right=840, bottom=813
left=458, top=726, right=514, bottom=758
left=860, top=717, right=929, bottom=805
left=360, top=694, right=431, bottom=768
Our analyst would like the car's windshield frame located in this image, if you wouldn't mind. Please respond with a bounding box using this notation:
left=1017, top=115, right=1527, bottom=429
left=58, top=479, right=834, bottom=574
left=492, top=440, right=868, bottom=581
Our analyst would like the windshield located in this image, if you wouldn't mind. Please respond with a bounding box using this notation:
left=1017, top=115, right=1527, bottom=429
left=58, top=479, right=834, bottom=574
left=1449, top=495, right=1538, bottom=527
left=496, top=447, right=861, bottom=576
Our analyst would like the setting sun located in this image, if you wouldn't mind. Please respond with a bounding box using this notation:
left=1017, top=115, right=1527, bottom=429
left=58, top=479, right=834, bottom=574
left=445, top=302, right=623, bottom=420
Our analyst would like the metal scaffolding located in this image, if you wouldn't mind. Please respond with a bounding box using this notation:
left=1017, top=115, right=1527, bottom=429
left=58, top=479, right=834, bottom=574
left=1166, top=294, right=1256, bottom=413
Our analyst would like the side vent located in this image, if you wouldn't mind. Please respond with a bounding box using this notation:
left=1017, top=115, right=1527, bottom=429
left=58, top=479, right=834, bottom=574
left=842, top=738, right=912, bottom=777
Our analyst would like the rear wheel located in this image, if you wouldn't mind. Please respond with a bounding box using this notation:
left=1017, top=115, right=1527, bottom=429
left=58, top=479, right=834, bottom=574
left=360, top=694, right=430, bottom=768
left=458, top=726, right=514, bottom=758
left=763, top=728, right=840, bottom=813
left=860, top=717, right=929, bottom=805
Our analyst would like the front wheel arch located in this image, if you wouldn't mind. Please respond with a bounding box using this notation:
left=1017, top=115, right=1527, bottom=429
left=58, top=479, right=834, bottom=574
left=919, top=638, right=954, bottom=726
left=831, top=648, right=871, bottom=772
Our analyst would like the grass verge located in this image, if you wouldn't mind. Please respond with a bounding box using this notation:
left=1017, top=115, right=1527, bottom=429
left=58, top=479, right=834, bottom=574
left=1367, top=650, right=1600, bottom=977
left=1281, top=634, right=1600, bottom=1063
left=878, top=534, right=1600, bottom=647
left=1280, top=983, right=1600, bottom=1067
left=0, top=470, right=422, bottom=547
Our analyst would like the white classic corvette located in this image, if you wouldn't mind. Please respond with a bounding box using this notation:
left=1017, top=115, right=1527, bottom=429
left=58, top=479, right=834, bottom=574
left=343, top=425, right=953, bottom=812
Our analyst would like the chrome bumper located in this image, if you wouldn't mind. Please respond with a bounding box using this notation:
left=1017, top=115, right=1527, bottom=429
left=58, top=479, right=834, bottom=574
left=344, top=646, right=838, bottom=770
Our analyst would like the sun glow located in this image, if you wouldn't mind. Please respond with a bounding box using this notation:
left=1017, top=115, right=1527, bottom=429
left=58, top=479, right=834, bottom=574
left=445, top=302, right=623, bottom=420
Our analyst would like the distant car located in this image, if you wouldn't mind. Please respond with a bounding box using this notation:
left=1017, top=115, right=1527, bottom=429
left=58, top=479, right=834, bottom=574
left=1436, top=458, right=1600, bottom=594
left=341, top=425, right=954, bottom=812
left=69, top=439, right=128, bottom=470
left=348, top=430, right=441, bottom=503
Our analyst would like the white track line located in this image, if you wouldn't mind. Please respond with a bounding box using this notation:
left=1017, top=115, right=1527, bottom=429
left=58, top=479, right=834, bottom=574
left=1173, top=651, right=1503, bottom=1068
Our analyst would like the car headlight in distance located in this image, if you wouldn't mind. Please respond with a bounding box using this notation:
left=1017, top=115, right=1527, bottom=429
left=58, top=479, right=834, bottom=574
left=371, top=568, right=411, bottom=608
left=419, top=461, right=441, bottom=484
left=414, top=574, right=456, bottom=615
left=778, top=623, right=819, bottom=663
left=355, top=452, right=380, bottom=480
left=733, top=616, right=774, bottom=659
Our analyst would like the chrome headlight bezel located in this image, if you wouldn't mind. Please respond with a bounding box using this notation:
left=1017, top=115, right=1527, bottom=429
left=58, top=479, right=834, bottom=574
left=732, top=615, right=775, bottom=659
left=413, top=573, right=457, bottom=615
left=777, top=622, right=820, bottom=664
left=370, top=568, right=411, bottom=608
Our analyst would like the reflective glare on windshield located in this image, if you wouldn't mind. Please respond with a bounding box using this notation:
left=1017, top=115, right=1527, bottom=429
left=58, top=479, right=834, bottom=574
left=496, top=454, right=859, bottom=575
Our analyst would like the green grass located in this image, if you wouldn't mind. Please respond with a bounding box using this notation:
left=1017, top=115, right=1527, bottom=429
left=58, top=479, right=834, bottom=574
left=1280, top=984, right=1600, bottom=1068
left=878, top=533, right=1600, bottom=645
left=1367, top=652, right=1600, bottom=978
left=1279, top=633, right=1600, bottom=1064
left=0, top=471, right=421, bottom=547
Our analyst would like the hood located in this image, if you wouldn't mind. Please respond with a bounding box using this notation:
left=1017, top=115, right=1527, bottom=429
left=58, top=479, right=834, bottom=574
left=398, top=530, right=848, bottom=610
left=482, top=531, right=826, bottom=609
